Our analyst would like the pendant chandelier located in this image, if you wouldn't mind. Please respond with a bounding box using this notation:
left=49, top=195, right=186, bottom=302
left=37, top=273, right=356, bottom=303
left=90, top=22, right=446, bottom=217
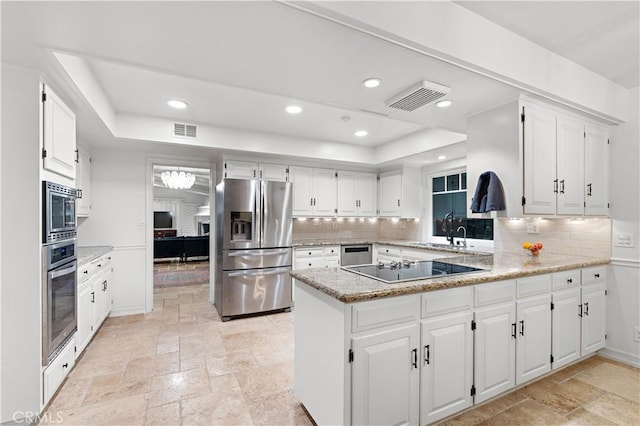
left=160, top=170, right=196, bottom=189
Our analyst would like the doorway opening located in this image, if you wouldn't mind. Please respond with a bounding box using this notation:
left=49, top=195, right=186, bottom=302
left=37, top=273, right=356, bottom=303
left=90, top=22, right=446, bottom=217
left=152, top=165, right=211, bottom=290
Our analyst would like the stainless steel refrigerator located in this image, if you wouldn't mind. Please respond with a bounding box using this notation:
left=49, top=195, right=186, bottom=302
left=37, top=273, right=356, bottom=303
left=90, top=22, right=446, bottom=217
left=214, top=178, right=293, bottom=321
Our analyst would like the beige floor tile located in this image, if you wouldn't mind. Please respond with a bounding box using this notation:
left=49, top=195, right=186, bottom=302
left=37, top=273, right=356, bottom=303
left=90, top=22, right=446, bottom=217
left=209, top=373, right=243, bottom=393
left=181, top=355, right=206, bottom=371
left=477, top=399, right=567, bottom=425
left=82, top=376, right=151, bottom=405
left=147, top=368, right=212, bottom=407
left=441, top=390, right=529, bottom=425
left=45, top=376, right=93, bottom=411
left=122, top=352, right=180, bottom=382
left=70, top=351, right=131, bottom=378
left=563, top=407, right=615, bottom=425
left=205, top=350, right=258, bottom=376
left=144, top=402, right=181, bottom=426
left=235, top=361, right=293, bottom=401
left=48, top=393, right=148, bottom=425
left=247, top=390, right=314, bottom=425
left=583, top=392, right=640, bottom=425
left=575, top=362, right=640, bottom=402
left=521, top=377, right=605, bottom=415
left=180, top=390, right=254, bottom=426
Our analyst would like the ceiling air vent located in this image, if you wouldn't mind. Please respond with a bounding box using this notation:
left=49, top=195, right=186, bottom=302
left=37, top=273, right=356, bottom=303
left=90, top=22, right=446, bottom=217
left=173, top=123, right=197, bottom=138
left=386, top=81, right=450, bottom=112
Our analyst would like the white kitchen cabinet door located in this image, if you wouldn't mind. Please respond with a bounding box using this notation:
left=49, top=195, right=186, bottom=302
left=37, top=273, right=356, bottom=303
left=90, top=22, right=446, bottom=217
left=289, top=166, right=314, bottom=216
left=312, top=168, right=337, bottom=216
left=259, top=163, right=288, bottom=181
left=584, top=125, right=609, bottom=216
left=351, top=324, right=419, bottom=426
left=378, top=170, right=402, bottom=216
left=76, top=147, right=92, bottom=217
left=581, top=282, right=606, bottom=355
left=224, top=160, right=257, bottom=179
left=420, top=312, right=473, bottom=425
left=337, top=170, right=358, bottom=216
left=556, top=114, right=585, bottom=215
left=523, top=103, right=557, bottom=215
left=474, top=303, right=516, bottom=404
left=357, top=172, right=378, bottom=217
left=94, top=276, right=108, bottom=327
left=42, top=84, right=76, bottom=179
left=552, top=288, right=581, bottom=369
left=76, top=281, right=96, bottom=356
left=516, top=295, right=552, bottom=385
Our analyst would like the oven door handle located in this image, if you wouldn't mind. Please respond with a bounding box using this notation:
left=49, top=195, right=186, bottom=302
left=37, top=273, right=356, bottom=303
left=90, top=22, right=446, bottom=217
left=50, top=263, right=76, bottom=279
left=227, top=267, right=290, bottom=277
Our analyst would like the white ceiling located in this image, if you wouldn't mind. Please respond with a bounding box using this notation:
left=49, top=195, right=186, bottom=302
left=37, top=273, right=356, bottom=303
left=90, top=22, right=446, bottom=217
left=455, top=1, right=640, bottom=89
left=2, top=1, right=638, bottom=166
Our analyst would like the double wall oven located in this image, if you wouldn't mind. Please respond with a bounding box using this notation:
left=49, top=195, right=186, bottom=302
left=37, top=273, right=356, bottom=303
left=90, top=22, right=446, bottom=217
left=42, top=181, right=77, bottom=365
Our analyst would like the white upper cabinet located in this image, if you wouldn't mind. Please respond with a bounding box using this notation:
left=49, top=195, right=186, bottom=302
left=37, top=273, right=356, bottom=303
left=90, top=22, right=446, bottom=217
left=42, top=84, right=76, bottom=180
left=337, top=171, right=377, bottom=217
left=584, top=124, right=609, bottom=216
left=468, top=97, right=610, bottom=218
left=378, top=168, right=420, bottom=218
left=223, top=160, right=258, bottom=179
left=523, top=103, right=557, bottom=215
left=289, top=166, right=336, bottom=216
left=76, top=147, right=91, bottom=217
left=259, top=163, right=289, bottom=182
left=556, top=114, right=585, bottom=215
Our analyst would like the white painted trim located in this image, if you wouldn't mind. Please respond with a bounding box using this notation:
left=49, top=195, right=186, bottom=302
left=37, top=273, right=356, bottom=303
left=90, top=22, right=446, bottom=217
left=109, top=306, right=146, bottom=318
left=598, top=348, right=640, bottom=368
left=610, top=258, right=640, bottom=268
left=111, top=245, right=146, bottom=251
left=145, top=158, right=216, bottom=312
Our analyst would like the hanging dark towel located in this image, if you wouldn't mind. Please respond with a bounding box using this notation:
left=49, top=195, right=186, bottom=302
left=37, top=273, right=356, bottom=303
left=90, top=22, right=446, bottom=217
left=470, top=171, right=506, bottom=213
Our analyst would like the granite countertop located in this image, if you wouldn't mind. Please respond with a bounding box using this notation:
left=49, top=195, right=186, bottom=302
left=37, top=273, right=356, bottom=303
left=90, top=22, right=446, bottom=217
left=77, top=246, right=113, bottom=266
left=292, top=239, right=491, bottom=255
left=290, top=250, right=609, bottom=303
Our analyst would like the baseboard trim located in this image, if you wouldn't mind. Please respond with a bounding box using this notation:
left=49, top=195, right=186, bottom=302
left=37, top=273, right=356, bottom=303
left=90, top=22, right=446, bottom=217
left=109, top=306, right=146, bottom=317
left=598, top=348, right=640, bottom=368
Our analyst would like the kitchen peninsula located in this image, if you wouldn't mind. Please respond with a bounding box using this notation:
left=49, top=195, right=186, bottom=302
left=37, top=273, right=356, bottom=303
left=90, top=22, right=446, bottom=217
left=291, top=249, right=609, bottom=425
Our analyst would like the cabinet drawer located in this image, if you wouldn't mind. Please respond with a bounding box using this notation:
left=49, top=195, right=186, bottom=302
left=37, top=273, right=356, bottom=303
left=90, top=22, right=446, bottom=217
left=552, top=270, right=581, bottom=291
left=474, top=280, right=516, bottom=307
left=43, top=336, right=75, bottom=404
left=517, top=274, right=551, bottom=298
left=78, top=263, right=95, bottom=284
left=323, top=246, right=340, bottom=256
left=351, top=294, right=420, bottom=333
left=294, top=257, right=324, bottom=270
left=295, top=247, right=324, bottom=258
left=582, top=266, right=606, bottom=286
left=421, top=286, right=473, bottom=318
left=377, top=245, right=401, bottom=257
left=325, top=258, right=340, bottom=268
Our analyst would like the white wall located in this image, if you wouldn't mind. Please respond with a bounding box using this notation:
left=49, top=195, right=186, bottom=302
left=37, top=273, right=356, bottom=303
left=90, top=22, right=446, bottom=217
left=0, top=65, right=42, bottom=422
left=602, top=87, right=640, bottom=366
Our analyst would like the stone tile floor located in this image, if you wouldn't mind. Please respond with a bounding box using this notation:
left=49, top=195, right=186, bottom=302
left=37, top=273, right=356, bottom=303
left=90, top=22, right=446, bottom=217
left=42, top=283, right=639, bottom=425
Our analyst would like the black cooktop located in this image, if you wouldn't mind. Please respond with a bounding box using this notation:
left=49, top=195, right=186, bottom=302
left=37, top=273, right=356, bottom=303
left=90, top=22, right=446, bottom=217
left=343, top=260, right=485, bottom=283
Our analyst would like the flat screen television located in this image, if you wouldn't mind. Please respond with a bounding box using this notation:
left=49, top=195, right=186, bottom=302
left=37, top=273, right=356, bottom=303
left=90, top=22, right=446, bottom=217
left=154, top=211, right=173, bottom=229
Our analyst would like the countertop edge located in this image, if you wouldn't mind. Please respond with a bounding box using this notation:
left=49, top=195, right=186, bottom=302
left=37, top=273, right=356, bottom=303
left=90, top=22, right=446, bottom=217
left=290, top=257, right=610, bottom=303
left=77, top=246, right=113, bottom=266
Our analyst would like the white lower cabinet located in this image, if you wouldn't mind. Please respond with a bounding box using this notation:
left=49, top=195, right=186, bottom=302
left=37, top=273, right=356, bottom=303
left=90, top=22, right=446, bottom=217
left=351, top=324, right=420, bottom=426
left=552, top=288, right=581, bottom=369
left=581, top=282, right=606, bottom=355
left=43, top=336, right=76, bottom=405
left=515, top=295, right=552, bottom=384
left=474, top=302, right=516, bottom=404
left=420, top=312, right=473, bottom=424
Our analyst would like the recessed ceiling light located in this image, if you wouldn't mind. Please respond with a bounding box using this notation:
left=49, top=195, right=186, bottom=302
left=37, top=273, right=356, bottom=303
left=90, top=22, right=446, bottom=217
left=438, top=155, right=447, bottom=160
left=436, top=100, right=453, bottom=108
left=286, top=105, right=302, bottom=114
left=167, top=100, right=188, bottom=109
left=355, top=130, right=368, bottom=137
left=362, top=78, right=382, bottom=88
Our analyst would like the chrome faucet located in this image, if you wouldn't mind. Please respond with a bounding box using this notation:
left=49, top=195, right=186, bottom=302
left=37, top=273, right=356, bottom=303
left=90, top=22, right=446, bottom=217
left=457, top=226, right=467, bottom=247
left=442, top=212, right=454, bottom=246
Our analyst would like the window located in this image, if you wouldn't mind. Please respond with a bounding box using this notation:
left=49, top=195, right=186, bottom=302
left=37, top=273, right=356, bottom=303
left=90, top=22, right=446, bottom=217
left=432, top=172, right=493, bottom=240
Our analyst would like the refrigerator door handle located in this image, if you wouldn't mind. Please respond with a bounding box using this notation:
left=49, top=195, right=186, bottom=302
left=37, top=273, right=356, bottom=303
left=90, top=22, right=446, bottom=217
left=227, top=267, right=290, bottom=278
left=227, top=249, right=290, bottom=257
left=255, top=180, right=262, bottom=247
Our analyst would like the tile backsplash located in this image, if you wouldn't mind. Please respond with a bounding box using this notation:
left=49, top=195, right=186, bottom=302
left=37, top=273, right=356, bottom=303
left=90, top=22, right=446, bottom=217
left=293, top=218, right=421, bottom=243
left=494, top=218, right=611, bottom=258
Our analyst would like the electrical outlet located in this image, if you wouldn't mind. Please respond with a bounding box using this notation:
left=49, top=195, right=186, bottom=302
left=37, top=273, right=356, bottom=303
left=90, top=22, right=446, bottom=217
left=634, top=326, right=640, bottom=343
left=526, top=223, right=539, bottom=234
left=332, top=222, right=338, bottom=230
left=400, top=220, right=406, bottom=229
